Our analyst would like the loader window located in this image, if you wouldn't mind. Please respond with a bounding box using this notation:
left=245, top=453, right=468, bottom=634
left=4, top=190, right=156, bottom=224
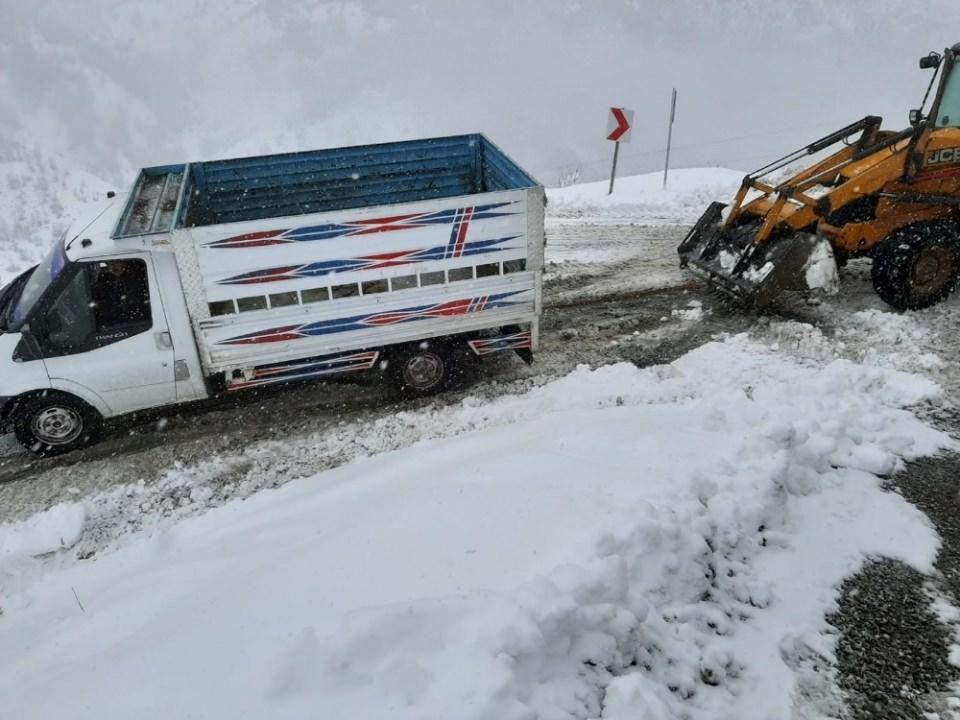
left=936, top=66, right=960, bottom=127
left=32, top=259, right=152, bottom=357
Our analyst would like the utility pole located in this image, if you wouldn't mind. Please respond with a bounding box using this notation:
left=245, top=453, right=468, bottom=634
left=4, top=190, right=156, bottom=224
left=663, top=88, right=677, bottom=189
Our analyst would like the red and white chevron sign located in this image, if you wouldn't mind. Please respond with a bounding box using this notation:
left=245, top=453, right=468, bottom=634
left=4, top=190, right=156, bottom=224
left=606, top=107, right=634, bottom=143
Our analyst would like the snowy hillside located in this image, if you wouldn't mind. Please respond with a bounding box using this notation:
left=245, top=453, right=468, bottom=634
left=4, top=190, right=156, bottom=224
left=0, top=153, right=114, bottom=284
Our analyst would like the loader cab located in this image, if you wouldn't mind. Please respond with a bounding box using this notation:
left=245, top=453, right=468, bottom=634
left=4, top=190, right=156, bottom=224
left=915, top=44, right=960, bottom=129
left=933, top=45, right=960, bottom=128
left=907, top=44, right=960, bottom=178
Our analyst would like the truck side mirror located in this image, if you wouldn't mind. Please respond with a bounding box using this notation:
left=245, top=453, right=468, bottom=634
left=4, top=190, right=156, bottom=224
left=920, top=53, right=941, bottom=70
left=909, top=109, right=924, bottom=126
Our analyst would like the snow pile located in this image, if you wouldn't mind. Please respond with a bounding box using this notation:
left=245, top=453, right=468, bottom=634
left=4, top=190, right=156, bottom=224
left=0, top=502, right=86, bottom=561
left=759, top=310, right=944, bottom=376
left=0, top=502, right=87, bottom=610
left=803, top=240, right=840, bottom=294
left=0, top=335, right=950, bottom=719
left=837, top=309, right=946, bottom=373
left=547, top=168, right=743, bottom=223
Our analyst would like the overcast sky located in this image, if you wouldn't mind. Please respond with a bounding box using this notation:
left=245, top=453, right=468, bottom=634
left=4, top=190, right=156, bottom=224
left=2, top=0, right=958, bottom=186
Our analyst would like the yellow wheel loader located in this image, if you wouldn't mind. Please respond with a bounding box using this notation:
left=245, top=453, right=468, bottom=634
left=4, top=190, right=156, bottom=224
left=679, top=42, right=960, bottom=310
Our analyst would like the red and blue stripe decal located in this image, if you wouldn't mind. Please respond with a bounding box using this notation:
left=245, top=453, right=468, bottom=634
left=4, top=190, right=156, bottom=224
left=225, top=350, right=380, bottom=391
left=218, top=290, right=528, bottom=346
left=205, top=202, right=518, bottom=249
left=467, top=331, right=532, bottom=356
left=216, top=235, right=519, bottom=285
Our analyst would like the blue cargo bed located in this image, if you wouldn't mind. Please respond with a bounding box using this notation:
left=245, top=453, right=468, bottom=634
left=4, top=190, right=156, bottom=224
left=114, top=134, right=538, bottom=238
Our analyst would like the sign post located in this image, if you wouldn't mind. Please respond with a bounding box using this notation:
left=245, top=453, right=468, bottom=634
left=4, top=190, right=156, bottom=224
left=606, top=107, right=633, bottom=195
left=663, top=88, right=677, bottom=189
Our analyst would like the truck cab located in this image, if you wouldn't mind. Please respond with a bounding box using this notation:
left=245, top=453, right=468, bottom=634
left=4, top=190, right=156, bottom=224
left=0, top=196, right=208, bottom=453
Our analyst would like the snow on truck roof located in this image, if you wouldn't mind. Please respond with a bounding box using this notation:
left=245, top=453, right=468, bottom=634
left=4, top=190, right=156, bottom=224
left=111, top=134, right=539, bottom=240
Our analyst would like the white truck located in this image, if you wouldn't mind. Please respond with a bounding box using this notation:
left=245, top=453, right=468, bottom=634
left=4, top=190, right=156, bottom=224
left=0, top=134, right=544, bottom=454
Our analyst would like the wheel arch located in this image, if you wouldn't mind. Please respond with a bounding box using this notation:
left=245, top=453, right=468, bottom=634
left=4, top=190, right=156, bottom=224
left=46, top=379, right=112, bottom=418
left=7, top=388, right=104, bottom=420
left=872, top=216, right=960, bottom=259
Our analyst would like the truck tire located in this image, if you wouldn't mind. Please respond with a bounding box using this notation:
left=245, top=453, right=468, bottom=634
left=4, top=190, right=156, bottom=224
left=871, top=222, right=960, bottom=311
left=389, top=342, right=451, bottom=398
left=13, top=392, right=103, bottom=457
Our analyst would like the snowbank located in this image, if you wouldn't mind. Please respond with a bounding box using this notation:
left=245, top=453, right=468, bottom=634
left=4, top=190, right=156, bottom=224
left=0, top=334, right=949, bottom=720
left=0, top=502, right=88, bottom=611
left=0, top=502, right=86, bottom=561
left=547, top=167, right=744, bottom=223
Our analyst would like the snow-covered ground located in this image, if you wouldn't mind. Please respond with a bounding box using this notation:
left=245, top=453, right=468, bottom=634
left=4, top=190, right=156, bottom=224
left=2, top=168, right=959, bottom=719
left=547, top=167, right=744, bottom=225
left=1, top=333, right=949, bottom=720
left=541, top=168, right=745, bottom=303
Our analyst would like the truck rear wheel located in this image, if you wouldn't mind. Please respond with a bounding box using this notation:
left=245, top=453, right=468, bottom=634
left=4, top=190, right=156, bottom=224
left=872, top=222, right=960, bottom=311
left=13, top=393, right=102, bottom=456
left=390, top=342, right=451, bottom=398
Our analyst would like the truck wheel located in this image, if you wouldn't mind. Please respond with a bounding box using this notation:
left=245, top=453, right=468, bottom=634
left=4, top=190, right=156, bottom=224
left=13, top=393, right=102, bottom=456
left=872, top=222, right=960, bottom=311
left=390, top=342, right=451, bottom=398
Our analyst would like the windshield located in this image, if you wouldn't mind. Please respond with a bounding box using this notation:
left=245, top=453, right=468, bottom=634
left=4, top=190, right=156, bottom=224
left=8, top=238, right=69, bottom=329
left=936, top=61, right=960, bottom=127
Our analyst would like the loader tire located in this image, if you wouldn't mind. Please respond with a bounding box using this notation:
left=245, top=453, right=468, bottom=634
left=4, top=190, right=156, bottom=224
left=871, top=222, right=960, bottom=311
left=13, top=392, right=102, bottom=457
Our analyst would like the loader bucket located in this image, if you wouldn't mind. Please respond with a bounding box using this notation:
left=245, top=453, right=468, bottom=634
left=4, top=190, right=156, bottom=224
left=678, top=202, right=838, bottom=306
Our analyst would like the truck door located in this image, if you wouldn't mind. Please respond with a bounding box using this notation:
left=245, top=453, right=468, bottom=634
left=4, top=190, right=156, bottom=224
left=28, top=255, right=178, bottom=414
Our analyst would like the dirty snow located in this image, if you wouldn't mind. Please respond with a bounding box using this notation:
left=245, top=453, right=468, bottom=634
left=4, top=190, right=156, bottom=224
left=672, top=300, right=705, bottom=322
left=718, top=248, right=740, bottom=273
left=743, top=261, right=775, bottom=283
left=758, top=308, right=947, bottom=377
left=0, top=333, right=950, bottom=720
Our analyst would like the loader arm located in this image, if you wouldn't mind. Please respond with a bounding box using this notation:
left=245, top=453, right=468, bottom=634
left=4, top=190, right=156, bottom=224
left=724, top=117, right=882, bottom=225
left=727, top=122, right=918, bottom=243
